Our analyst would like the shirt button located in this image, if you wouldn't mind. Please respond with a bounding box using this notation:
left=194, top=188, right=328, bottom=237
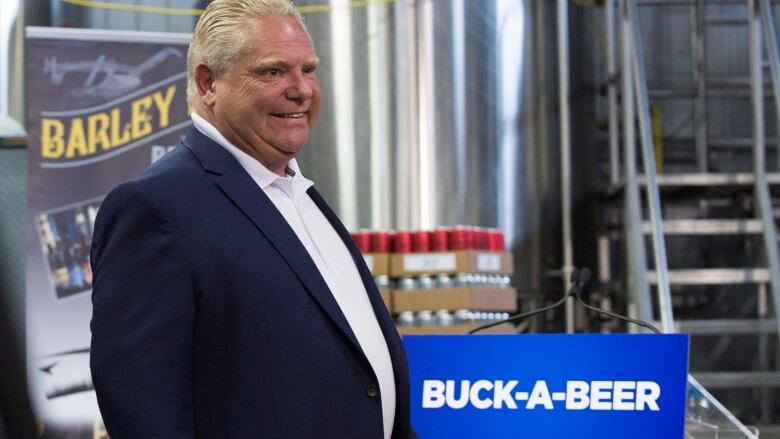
left=366, top=384, right=379, bottom=398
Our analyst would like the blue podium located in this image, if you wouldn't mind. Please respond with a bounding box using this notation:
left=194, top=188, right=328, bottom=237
left=403, top=334, right=689, bottom=439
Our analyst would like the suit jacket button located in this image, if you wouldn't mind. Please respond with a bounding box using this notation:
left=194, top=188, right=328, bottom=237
left=366, top=384, right=378, bottom=397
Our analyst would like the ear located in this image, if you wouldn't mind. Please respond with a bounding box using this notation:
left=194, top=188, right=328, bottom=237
left=194, top=62, right=218, bottom=107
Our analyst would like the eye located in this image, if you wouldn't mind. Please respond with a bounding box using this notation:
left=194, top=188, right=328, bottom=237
left=267, top=69, right=281, bottom=76
left=303, top=65, right=318, bottom=75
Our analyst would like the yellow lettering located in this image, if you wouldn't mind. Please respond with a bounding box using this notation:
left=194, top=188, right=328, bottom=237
left=41, top=119, right=65, bottom=159
left=152, top=85, right=176, bottom=129
left=87, top=112, right=111, bottom=153
left=110, top=108, right=131, bottom=146
left=131, top=95, right=153, bottom=138
left=65, top=118, right=88, bottom=158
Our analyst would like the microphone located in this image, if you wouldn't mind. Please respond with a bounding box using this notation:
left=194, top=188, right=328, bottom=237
left=573, top=268, right=660, bottom=334
left=468, top=267, right=660, bottom=334
left=468, top=268, right=589, bottom=334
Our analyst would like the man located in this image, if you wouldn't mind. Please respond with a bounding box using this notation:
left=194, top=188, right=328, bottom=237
left=89, top=1, right=414, bottom=437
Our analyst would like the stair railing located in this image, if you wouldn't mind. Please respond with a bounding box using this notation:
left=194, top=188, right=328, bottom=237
left=752, top=0, right=780, bottom=340
left=623, top=0, right=675, bottom=332
left=614, top=0, right=654, bottom=329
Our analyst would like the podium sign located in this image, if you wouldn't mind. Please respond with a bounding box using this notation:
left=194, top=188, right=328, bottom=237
left=404, top=334, right=689, bottom=439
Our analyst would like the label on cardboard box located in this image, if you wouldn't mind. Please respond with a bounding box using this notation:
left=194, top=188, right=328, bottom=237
left=363, top=255, right=374, bottom=272
left=476, top=253, right=502, bottom=272
left=403, top=253, right=457, bottom=272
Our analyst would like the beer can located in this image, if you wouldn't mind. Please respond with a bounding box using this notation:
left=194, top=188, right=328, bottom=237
left=453, top=309, right=471, bottom=324
left=370, top=230, right=392, bottom=253
left=464, top=226, right=477, bottom=250
left=488, top=228, right=505, bottom=252
left=393, top=230, right=412, bottom=253
left=434, top=274, right=452, bottom=289
left=416, top=310, right=434, bottom=326
left=434, top=309, right=454, bottom=326
left=417, top=275, right=434, bottom=290
left=454, top=273, right=471, bottom=287
left=430, top=227, right=450, bottom=252
left=412, top=230, right=431, bottom=253
left=475, top=227, right=490, bottom=250
left=374, top=275, right=392, bottom=290
left=449, top=226, right=469, bottom=251
left=397, top=311, right=415, bottom=326
left=351, top=230, right=371, bottom=253
left=398, top=277, right=417, bottom=291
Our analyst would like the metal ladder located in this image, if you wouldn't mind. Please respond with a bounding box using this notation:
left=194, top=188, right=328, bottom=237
left=603, top=0, right=780, bottom=432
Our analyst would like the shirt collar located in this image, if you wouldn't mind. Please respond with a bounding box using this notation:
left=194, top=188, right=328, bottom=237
left=191, top=112, right=312, bottom=191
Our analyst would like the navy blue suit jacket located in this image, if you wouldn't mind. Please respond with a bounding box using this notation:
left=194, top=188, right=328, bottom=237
left=90, top=127, right=414, bottom=438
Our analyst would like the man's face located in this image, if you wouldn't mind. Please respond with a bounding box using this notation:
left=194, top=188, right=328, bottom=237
left=208, top=16, right=320, bottom=167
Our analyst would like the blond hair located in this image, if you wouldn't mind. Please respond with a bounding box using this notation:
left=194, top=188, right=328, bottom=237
left=187, top=0, right=306, bottom=105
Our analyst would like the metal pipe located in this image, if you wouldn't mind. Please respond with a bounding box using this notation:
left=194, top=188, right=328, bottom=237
left=558, top=0, right=575, bottom=333
left=649, top=88, right=777, bottom=98
left=628, top=0, right=675, bottom=333
left=751, top=0, right=765, bottom=174
left=452, top=0, right=467, bottom=223
left=639, top=0, right=780, bottom=4
left=692, top=0, right=708, bottom=172
left=759, top=0, right=780, bottom=169
left=757, top=284, right=770, bottom=422
left=367, top=0, right=392, bottom=229
left=621, top=0, right=653, bottom=327
left=417, top=0, right=436, bottom=229
left=394, top=0, right=419, bottom=230
left=706, top=18, right=751, bottom=26
left=607, top=0, right=620, bottom=184
left=662, top=136, right=779, bottom=147
left=330, top=0, right=358, bottom=229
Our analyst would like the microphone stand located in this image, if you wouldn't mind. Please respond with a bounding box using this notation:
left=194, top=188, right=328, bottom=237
left=469, top=267, right=660, bottom=335
left=468, top=268, right=588, bottom=334
left=573, top=270, right=660, bottom=334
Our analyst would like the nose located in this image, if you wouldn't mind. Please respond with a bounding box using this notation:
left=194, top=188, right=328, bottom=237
left=285, top=71, right=314, bottom=102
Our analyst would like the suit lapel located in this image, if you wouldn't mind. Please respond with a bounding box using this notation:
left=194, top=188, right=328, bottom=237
left=182, top=128, right=364, bottom=357
left=307, top=187, right=409, bottom=375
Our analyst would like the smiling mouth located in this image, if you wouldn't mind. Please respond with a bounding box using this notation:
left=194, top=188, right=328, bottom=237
left=272, top=112, right=307, bottom=119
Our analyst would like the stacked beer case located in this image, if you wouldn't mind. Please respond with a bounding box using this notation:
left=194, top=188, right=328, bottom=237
left=352, top=227, right=517, bottom=334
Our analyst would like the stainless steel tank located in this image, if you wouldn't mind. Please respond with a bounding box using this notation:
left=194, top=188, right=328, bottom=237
left=296, top=0, right=560, bottom=291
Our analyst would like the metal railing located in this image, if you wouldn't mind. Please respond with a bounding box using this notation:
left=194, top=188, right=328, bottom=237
left=607, top=0, right=675, bottom=332
left=751, top=0, right=780, bottom=340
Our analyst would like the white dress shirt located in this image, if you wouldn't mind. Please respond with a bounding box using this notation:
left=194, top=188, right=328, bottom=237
left=191, top=113, right=396, bottom=438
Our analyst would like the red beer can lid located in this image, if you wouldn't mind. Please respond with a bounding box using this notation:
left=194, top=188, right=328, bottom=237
left=488, top=228, right=505, bottom=252
left=351, top=230, right=371, bottom=253
left=431, top=227, right=450, bottom=252
left=477, top=227, right=491, bottom=250
left=370, top=230, right=391, bottom=253
left=450, top=225, right=469, bottom=251
left=412, top=230, right=431, bottom=253
left=393, top=230, right=412, bottom=253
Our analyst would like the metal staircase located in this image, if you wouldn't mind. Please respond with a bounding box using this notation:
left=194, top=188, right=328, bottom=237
left=600, top=0, right=780, bottom=434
